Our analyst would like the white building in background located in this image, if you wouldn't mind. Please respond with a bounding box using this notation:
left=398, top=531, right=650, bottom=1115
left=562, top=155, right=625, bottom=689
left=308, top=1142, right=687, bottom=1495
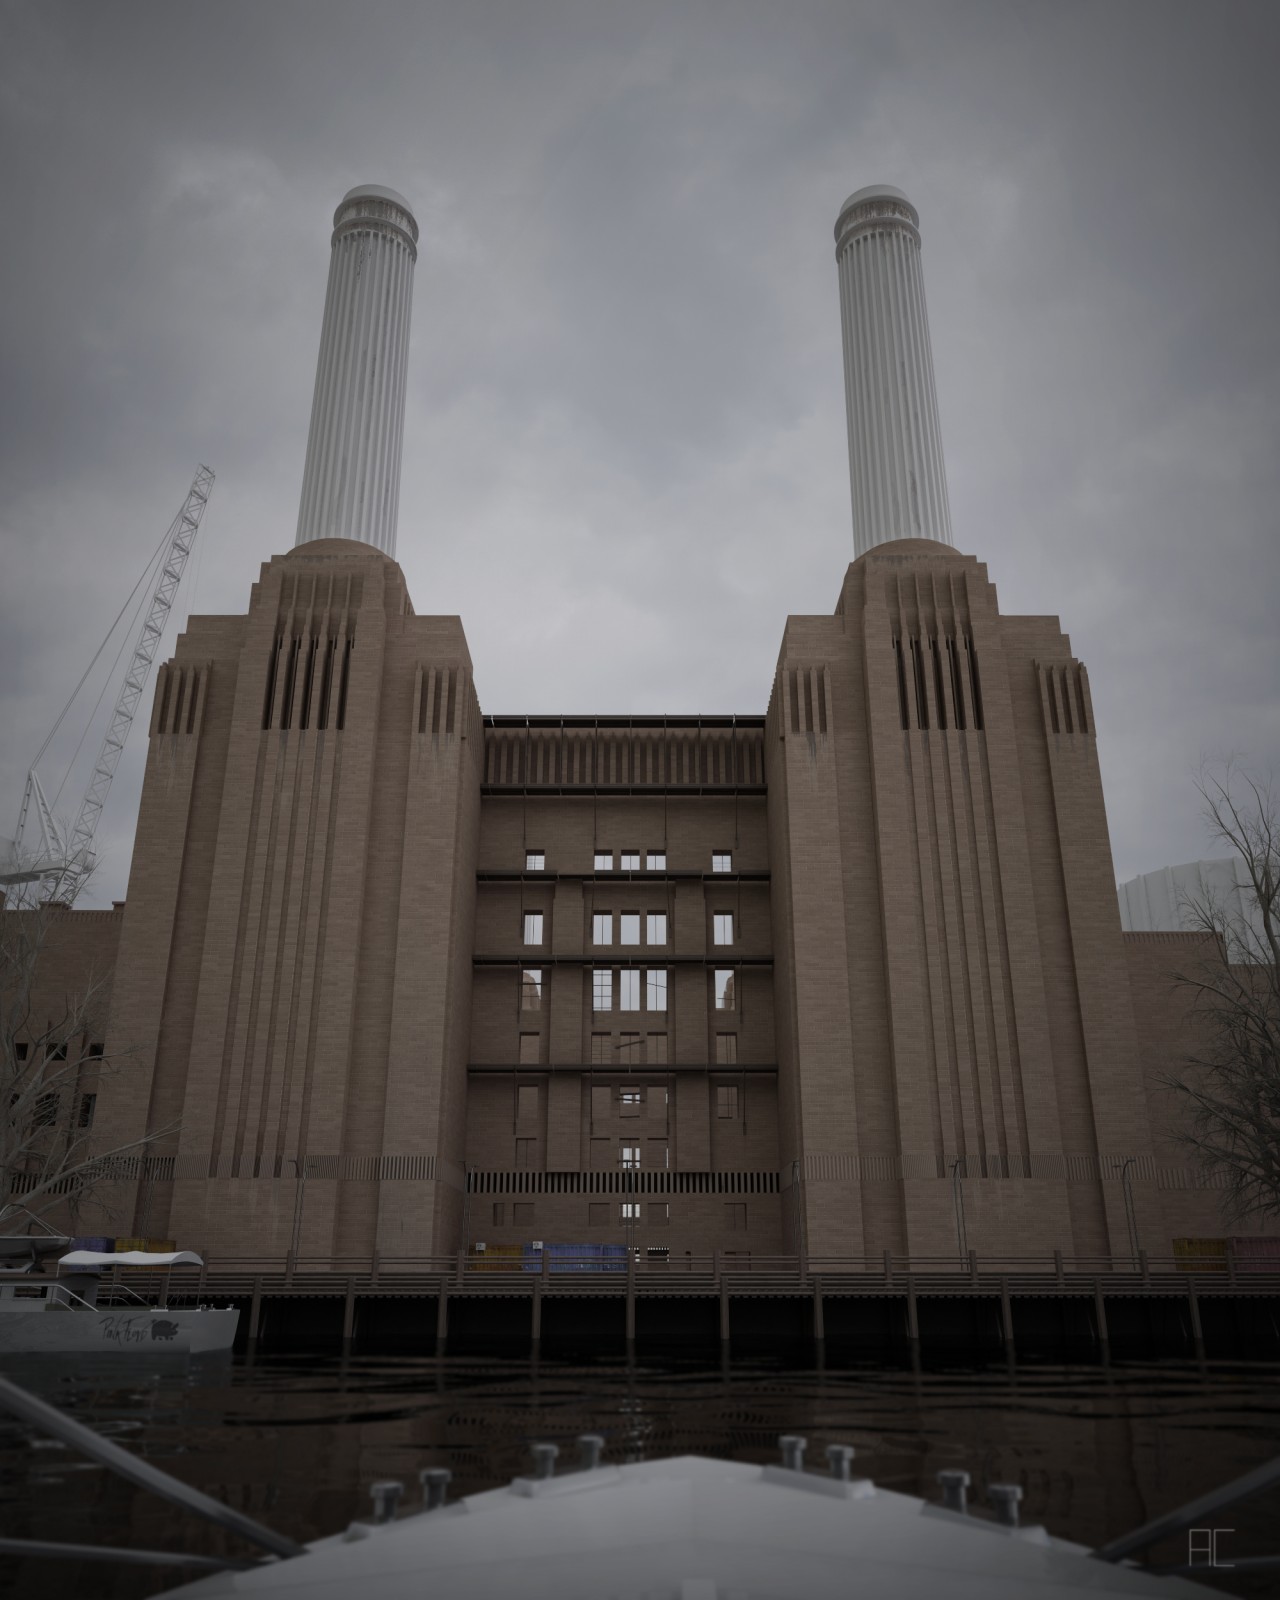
left=1118, top=857, right=1266, bottom=954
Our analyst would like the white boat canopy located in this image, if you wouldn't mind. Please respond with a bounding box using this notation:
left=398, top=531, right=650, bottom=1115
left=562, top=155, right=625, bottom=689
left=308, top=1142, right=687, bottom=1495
left=57, top=1250, right=204, bottom=1269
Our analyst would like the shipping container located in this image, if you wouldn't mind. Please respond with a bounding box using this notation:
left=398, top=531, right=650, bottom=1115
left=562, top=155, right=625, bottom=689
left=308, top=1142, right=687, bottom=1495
left=1173, top=1238, right=1227, bottom=1271
left=521, top=1243, right=628, bottom=1273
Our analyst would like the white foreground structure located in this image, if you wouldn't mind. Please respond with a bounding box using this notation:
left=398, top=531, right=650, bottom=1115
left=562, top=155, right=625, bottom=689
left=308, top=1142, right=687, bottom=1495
left=1118, top=856, right=1267, bottom=954
left=835, top=184, right=953, bottom=556
left=295, top=185, right=418, bottom=557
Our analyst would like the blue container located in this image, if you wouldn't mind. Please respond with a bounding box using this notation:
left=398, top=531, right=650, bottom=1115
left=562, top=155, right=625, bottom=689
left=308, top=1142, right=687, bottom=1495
left=69, top=1237, right=114, bottom=1253
left=522, top=1243, right=628, bottom=1273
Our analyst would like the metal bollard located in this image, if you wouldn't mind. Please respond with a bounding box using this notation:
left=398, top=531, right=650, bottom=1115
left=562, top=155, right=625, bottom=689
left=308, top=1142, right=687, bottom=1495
left=419, top=1467, right=452, bottom=1510
left=778, top=1434, right=807, bottom=1472
left=825, top=1444, right=855, bottom=1481
left=531, top=1441, right=560, bottom=1480
left=988, top=1483, right=1023, bottom=1527
left=369, top=1480, right=404, bottom=1524
left=937, top=1469, right=970, bottom=1514
left=577, top=1434, right=605, bottom=1470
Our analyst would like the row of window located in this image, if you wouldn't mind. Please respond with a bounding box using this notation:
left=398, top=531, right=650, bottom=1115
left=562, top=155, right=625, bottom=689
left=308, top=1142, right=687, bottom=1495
left=509, top=1068, right=741, bottom=1108
left=522, top=851, right=735, bottom=873
left=519, top=969, right=737, bottom=1011
left=487, top=1201, right=750, bottom=1229
left=520, top=911, right=737, bottom=946
left=12, top=1042, right=104, bottom=1063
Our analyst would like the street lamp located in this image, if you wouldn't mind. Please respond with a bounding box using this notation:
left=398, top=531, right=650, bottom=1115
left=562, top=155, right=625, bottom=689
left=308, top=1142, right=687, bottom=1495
left=289, top=1157, right=308, bottom=1264
left=950, top=1158, right=968, bottom=1267
left=1120, top=1157, right=1140, bottom=1267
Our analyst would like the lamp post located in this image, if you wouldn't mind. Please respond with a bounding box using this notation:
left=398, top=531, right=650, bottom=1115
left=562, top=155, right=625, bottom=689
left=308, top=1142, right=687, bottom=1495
left=950, top=1158, right=968, bottom=1267
left=289, top=1157, right=308, bottom=1264
left=1120, top=1158, right=1140, bottom=1268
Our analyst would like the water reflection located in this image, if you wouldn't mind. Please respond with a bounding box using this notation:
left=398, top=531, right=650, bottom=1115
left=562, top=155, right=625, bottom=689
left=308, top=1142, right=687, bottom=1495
left=1, top=1355, right=1276, bottom=1597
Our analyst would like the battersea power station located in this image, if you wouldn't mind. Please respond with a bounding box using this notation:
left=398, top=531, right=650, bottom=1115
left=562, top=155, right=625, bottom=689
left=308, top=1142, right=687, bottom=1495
left=16, top=183, right=1246, bottom=1267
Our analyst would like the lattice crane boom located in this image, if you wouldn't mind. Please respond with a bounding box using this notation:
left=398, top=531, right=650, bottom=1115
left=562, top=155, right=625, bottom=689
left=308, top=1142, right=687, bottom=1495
left=62, top=465, right=215, bottom=887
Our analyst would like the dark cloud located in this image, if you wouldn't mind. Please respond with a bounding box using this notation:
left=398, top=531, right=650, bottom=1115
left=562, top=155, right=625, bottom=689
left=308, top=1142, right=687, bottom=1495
left=1, top=0, right=1276, bottom=904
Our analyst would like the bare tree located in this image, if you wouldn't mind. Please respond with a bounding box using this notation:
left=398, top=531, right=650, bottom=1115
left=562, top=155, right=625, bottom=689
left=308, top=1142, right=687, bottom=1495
left=1, top=885, right=172, bottom=1232
left=1166, top=763, right=1280, bottom=1223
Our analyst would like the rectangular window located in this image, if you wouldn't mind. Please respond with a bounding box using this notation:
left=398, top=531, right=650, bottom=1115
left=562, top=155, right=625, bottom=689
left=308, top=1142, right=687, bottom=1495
left=492, top=1202, right=505, bottom=1226
left=46, top=1043, right=67, bottom=1062
left=619, top=912, right=640, bottom=945
left=645, top=969, right=668, bottom=1011
left=517, top=1083, right=539, bottom=1118
left=518, top=1034, right=540, bottom=1065
left=590, top=1033, right=610, bottom=1065
left=646, top=851, right=666, bottom=871
left=619, top=1088, right=642, bottom=1117
left=620, top=1144, right=641, bottom=1169
left=514, top=1138, right=535, bottom=1168
left=78, top=1093, right=97, bottom=1129
left=716, top=1084, right=740, bottom=1119
left=590, top=1084, right=612, bottom=1118
left=87, top=1042, right=104, bottom=1059
left=589, top=1202, right=610, bottom=1225
left=14, top=1042, right=28, bottom=1061
left=590, top=1137, right=612, bottom=1170
left=620, top=850, right=640, bottom=871
left=713, top=912, right=734, bottom=945
left=521, top=969, right=543, bottom=1010
left=646, top=912, right=667, bottom=945
left=592, top=912, right=613, bottom=946
left=621, top=1202, right=641, bottom=1220
left=648, top=1139, right=669, bottom=1169
left=594, top=851, right=613, bottom=871
left=725, top=1202, right=747, bottom=1231
left=648, top=1033, right=668, bottom=1064
left=619, top=970, right=640, bottom=1011
left=712, top=852, right=732, bottom=873
left=523, top=911, right=544, bottom=945
left=647, top=1082, right=668, bottom=1116
left=513, top=1202, right=534, bottom=1225
left=525, top=851, right=545, bottom=871
left=593, top=970, right=613, bottom=1011
left=715, top=1033, right=738, bottom=1065
left=34, top=1093, right=59, bottom=1128
left=618, top=1033, right=642, bottom=1066
left=649, top=1203, right=669, bottom=1226
left=714, top=969, right=735, bottom=1010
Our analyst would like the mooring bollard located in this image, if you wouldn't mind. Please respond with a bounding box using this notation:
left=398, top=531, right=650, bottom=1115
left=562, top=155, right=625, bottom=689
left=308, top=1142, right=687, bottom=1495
left=938, top=1469, right=970, bottom=1514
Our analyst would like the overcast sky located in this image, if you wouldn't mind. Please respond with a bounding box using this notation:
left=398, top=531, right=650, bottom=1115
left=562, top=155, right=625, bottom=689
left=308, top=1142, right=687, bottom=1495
left=1, top=0, right=1276, bottom=908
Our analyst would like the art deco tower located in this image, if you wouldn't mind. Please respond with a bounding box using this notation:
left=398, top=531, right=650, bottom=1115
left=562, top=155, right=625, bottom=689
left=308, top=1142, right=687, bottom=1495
left=295, top=185, right=419, bottom=557
left=834, top=184, right=953, bottom=555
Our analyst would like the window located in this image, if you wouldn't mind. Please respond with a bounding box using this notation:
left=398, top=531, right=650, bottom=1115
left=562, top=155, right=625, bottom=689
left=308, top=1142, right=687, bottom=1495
left=590, top=1137, right=612, bottom=1170
left=715, top=1033, right=738, bottom=1065
left=645, top=969, right=668, bottom=1011
left=46, top=1043, right=67, bottom=1062
left=590, top=1033, right=610, bottom=1065
left=619, top=912, right=640, bottom=945
left=87, top=1042, right=104, bottom=1059
left=589, top=1202, right=610, bottom=1225
left=713, top=912, right=734, bottom=946
left=712, top=852, right=732, bottom=873
left=648, top=1139, right=669, bottom=1168
left=523, top=911, right=544, bottom=945
left=649, top=1203, right=669, bottom=1226
left=619, top=1088, right=642, bottom=1117
left=521, top=969, right=543, bottom=1010
left=591, top=1084, right=612, bottom=1119
left=514, top=1138, right=535, bottom=1168
left=594, top=851, right=613, bottom=871
left=648, top=1033, right=668, bottom=1065
left=492, top=1202, right=505, bottom=1225
left=646, top=912, right=667, bottom=945
left=647, top=1082, right=668, bottom=1117
left=646, top=851, right=666, bottom=871
left=525, top=851, right=545, bottom=871
left=592, top=912, right=613, bottom=945
left=14, top=1042, right=28, bottom=1061
left=714, top=969, right=735, bottom=1010
left=618, top=1033, right=642, bottom=1066
left=717, top=1084, right=740, bottom=1119
left=593, top=969, right=613, bottom=1011
left=620, top=850, right=640, bottom=871
left=78, top=1093, right=97, bottom=1129
left=513, top=1202, right=534, bottom=1225
left=517, top=1082, right=539, bottom=1117
left=619, top=970, right=640, bottom=1011
left=725, top=1202, right=747, bottom=1231
left=33, top=1093, right=59, bottom=1128
left=621, top=1202, right=640, bottom=1220
left=620, top=1144, right=641, bottom=1169
left=518, top=1034, right=540, bottom=1065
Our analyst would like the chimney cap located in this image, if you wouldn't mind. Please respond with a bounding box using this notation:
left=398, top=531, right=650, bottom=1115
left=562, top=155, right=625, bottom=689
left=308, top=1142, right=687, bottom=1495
left=835, top=185, right=920, bottom=243
left=339, top=182, right=415, bottom=216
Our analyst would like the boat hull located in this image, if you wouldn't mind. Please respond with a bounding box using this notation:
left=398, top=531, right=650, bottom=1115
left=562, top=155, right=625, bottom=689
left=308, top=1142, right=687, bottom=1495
left=0, top=1307, right=238, bottom=1356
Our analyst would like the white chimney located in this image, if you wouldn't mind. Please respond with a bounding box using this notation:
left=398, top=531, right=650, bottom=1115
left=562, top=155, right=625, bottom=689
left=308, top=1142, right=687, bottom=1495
left=295, top=184, right=418, bottom=557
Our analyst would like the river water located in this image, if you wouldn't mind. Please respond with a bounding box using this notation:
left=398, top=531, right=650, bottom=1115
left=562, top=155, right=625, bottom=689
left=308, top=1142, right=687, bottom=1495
left=1, top=1354, right=1277, bottom=1597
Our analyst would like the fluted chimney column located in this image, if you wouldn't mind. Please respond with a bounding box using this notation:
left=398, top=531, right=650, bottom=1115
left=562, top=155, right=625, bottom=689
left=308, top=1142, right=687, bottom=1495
left=834, top=185, right=953, bottom=556
left=295, top=184, right=418, bottom=558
